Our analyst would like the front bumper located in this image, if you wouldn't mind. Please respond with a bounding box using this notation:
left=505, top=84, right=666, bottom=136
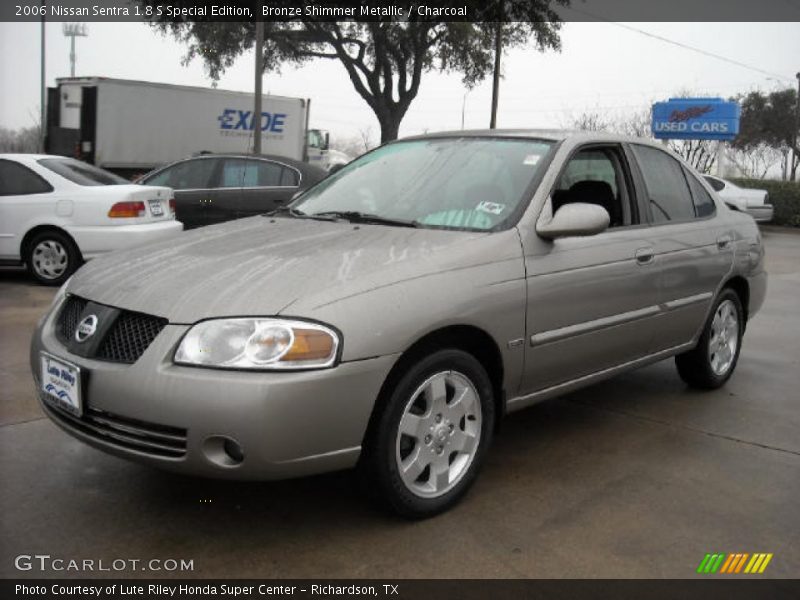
left=30, top=302, right=398, bottom=480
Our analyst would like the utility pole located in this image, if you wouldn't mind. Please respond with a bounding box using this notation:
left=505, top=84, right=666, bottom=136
left=489, top=22, right=502, bottom=129
left=63, top=23, right=88, bottom=78
left=252, top=9, right=264, bottom=155
left=793, top=71, right=800, bottom=181
left=40, top=1, right=46, bottom=153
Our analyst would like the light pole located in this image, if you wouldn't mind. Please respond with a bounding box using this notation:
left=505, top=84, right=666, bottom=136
left=794, top=71, right=800, bottom=181
left=461, top=91, right=469, bottom=130
left=40, top=1, right=46, bottom=152
left=62, top=23, right=88, bottom=78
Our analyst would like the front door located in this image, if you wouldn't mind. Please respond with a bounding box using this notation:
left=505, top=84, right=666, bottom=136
left=519, top=144, right=661, bottom=394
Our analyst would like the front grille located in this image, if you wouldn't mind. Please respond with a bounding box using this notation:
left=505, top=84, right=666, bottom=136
left=57, top=296, right=88, bottom=343
left=43, top=400, right=187, bottom=458
left=55, top=296, right=167, bottom=364
left=97, top=311, right=167, bottom=364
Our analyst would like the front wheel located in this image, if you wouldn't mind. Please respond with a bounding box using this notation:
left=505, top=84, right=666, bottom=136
left=675, top=288, right=744, bottom=389
left=362, top=349, right=495, bottom=519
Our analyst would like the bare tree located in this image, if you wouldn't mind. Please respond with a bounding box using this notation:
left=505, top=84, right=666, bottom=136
left=565, top=110, right=610, bottom=132
left=727, top=143, right=783, bottom=179
left=0, top=126, right=41, bottom=153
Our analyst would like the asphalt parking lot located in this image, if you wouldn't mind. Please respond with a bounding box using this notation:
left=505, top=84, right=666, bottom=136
left=1, top=227, right=798, bottom=579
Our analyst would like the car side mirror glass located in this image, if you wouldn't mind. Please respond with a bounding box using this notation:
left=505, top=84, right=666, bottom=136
left=536, top=201, right=610, bottom=240
left=323, top=132, right=330, bottom=150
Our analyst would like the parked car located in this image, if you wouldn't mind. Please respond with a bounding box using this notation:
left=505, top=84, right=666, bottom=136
left=137, top=153, right=327, bottom=229
left=703, top=175, right=773, bottom=222
left=0, top=154, right=182, bottom=285
left=31, top=131, right=766, bottom=517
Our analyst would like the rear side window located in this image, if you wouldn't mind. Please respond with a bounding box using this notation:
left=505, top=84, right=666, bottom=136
left=685, top=170, right=716, bottom=217
left=704, top=176, right=725, bottom=192
left=632, top=145, right=696, bottom=223
left=38, top=158, right=128, bottom=186
left=0, top=159, right=53, bottom=195
left=279, top=166, right=300, bottom=186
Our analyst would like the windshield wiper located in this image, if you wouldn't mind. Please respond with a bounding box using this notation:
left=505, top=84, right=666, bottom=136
left=263, top=207, right=337, bottom=221
left=312, top=211, right=419, bottom=228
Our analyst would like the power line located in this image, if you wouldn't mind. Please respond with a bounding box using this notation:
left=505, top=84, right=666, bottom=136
left=565, top=11, right=795, bottom=83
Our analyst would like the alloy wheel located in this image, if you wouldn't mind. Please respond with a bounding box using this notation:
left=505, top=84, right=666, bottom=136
left=708, top=298, right=739, bottom=376
left=395, top=370, right=482, bottom=498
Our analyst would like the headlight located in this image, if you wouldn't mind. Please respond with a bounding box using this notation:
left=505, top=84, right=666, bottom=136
left=174, top=318, right=340, bottom=370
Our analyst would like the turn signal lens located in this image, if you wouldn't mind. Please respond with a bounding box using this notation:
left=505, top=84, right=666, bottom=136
left=169, top=198, right=176, bottom=214
left=108, top=201, right=146, bottom=218
left=282, top=328, right=336, bottom=362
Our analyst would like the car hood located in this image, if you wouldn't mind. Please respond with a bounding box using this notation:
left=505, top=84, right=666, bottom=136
left=67, top=216, right=492, bottom=323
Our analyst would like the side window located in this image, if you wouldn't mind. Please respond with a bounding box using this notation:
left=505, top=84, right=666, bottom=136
left=219, top=158, right=247, bottom=188
left=551, top=147, right=634, bottom=228
left=146, top=159, right=216, bottom=190
left=685, top=170, right=716, bottom=218
left=632, top=145, right=696, bottom=223
left=0, top=160, right=53, bottom=195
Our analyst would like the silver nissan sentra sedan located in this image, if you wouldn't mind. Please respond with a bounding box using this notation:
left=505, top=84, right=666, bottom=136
left=31, top=130, right=766, bottom=518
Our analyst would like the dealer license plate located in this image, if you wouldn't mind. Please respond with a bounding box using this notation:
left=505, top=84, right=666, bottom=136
left=40, top=352, right=82, bottom=417
left=148, top=199, right=164, bottom=216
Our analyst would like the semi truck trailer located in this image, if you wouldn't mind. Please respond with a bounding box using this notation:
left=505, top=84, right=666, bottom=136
left=45, top=77, right=350, bottom=178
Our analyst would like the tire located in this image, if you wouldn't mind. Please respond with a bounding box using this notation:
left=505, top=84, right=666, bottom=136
left=25, top=230, right=81, bottom=286
left=675, top=288, right=744, bottom=389
left=361, top=349, right=495, bottom=519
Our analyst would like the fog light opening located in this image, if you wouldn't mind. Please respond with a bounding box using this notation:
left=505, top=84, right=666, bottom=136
left=202, top=436, right=245, bottom=467
left=223, top=438, right=244, bottom=464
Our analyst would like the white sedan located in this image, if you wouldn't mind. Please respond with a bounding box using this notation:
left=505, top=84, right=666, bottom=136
left=0, top=154, right=183, bottom=285
left=703, top=175, right=774, bottom=223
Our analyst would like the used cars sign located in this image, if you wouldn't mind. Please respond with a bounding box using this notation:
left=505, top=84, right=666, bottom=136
left=651, top=98, right=740, bottom=141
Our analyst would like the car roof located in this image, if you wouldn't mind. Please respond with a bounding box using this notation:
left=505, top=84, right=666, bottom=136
left=400, top=129, right=668, bottom=148
left=185, top=152, right=323, bottom=173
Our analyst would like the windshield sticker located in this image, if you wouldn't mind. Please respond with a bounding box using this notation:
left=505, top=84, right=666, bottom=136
left=476, top=201, right=506, bottom=215
left=523, top=154, right=541, bottom=166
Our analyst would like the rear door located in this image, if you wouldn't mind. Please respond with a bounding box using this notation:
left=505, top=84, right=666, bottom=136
left=142, top=157, right=220, bottom=229
left=629, top=144, right=732, bottom=351
left=236, top=158, right=301, bottom=219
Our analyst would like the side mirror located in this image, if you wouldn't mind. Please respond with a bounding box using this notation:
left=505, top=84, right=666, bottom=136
left=536, top=202, right=610, bottom=240
left=323, top=132, right=330, bottom=151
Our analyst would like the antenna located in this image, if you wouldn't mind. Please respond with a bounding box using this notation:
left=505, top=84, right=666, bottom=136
left=62, top=23, right=88, bottom=78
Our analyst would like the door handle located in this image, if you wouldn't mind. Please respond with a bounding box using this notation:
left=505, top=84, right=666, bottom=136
left=635, top=247, right=655, bottom=265
left=717, top=235, right=732, bottom=249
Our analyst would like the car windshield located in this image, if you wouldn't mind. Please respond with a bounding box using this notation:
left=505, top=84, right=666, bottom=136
left=293, top=137, right=554, bottom=231
left=38, top=158, right=129, bottom=186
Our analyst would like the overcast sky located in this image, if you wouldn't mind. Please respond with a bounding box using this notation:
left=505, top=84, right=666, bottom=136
left=1, top=21, right=798, bottom=144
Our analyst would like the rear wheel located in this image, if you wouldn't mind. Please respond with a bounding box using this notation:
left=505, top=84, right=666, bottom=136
left=675, top=288, right=743, bottom=389
left=362, top=349, right=495, bottom=519
left=25, top=230, right=81, bottom=286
